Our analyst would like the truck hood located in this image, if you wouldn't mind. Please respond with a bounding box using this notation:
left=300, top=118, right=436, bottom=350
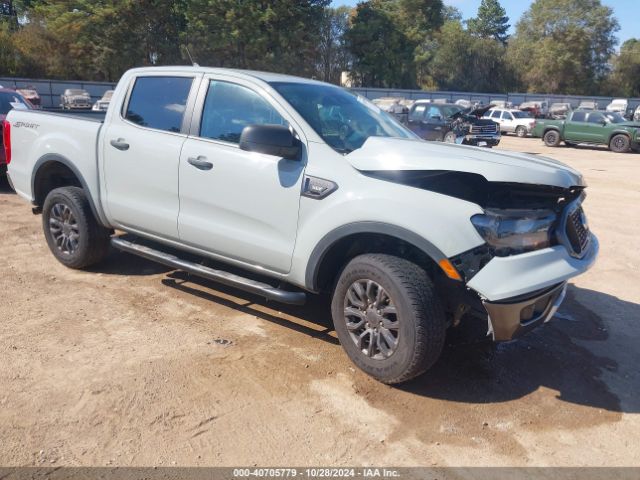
left=347, top=137, right=585, bottom=188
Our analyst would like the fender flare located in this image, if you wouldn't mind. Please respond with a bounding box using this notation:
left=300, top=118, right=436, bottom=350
left=608, top=130, right=631, bottom=144
left=304, top=221, right=447, bottom=292
left=31, top=153, right=109, bottom=227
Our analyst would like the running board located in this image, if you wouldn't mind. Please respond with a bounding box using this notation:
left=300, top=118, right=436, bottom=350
left=111, top=237, right=307, bottom=305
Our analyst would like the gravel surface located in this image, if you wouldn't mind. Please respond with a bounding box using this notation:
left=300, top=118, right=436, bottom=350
left=1, top=136, right=639, bottom=466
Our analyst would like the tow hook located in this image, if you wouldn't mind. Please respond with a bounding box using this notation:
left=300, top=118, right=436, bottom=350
left=32, top=206, right=42, bottom=215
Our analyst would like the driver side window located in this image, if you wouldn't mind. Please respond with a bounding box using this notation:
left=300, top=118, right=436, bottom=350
left=587, top=112, right=605, bottom=124
left=200, top=80, right=286, bottom=144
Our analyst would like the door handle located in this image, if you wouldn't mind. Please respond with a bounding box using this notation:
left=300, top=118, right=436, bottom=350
left=187, top=155, right=213, bottom=171
left=110, top=138, right=130, bottom=151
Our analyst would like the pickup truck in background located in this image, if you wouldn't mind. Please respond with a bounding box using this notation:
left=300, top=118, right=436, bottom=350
left=407, top=101, right=500, bottom=147
left=3, top=66, right=598, bottom=384
left=60, top=88, right=92, bottom=110
left=532, top=110, right=640, bottom=153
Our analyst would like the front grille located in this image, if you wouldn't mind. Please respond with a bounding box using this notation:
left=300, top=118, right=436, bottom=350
left=565, top=206, right=589, bottom=255
left=470, top=124, right=497, bottom=134
left=73, top=98, right=88, bottom=104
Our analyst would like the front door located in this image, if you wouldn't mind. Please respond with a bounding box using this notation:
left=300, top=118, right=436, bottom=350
left=177, top=76, right=306, bottom=273
left=102, top=74, right=198, bottom=239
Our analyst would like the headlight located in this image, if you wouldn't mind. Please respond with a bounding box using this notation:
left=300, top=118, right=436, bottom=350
left=471, top=208, right=556, bottom=256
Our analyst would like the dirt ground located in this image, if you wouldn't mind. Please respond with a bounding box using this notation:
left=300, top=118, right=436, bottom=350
left=1, top=136, right=639, bottom=467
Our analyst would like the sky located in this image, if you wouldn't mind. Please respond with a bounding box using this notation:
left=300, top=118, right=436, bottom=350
left=332, top=0, right=638, bottom=47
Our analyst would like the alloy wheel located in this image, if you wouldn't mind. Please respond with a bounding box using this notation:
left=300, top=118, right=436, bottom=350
left=343, top=279, right=399, bottom=360
left=49, top=203, right=80, bottom=255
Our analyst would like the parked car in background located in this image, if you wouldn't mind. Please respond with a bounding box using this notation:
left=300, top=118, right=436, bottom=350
left=519, top=101, right=548, bottom=118
left=483, top=108, right=535, bottom=137
left=92, top=90, right=114, bottom=112
left=489, top=100, right=510, bottom=109
left=606, top=98, right=628, bottom=114
left=454, top=99, right=472, bottom=109
left=1, top=88, right=31, bottom=174
left=633, top=105, right=640, bottom=122
left=60, top=88, right=92, bottom=110
left=532, top=110, right=640, bottom=153
left=16, top=86, right=41, bottom=109
left=4, top=66, right=597, bottom=384
left=408, top=101, right=500, bottom=147
left=372, top=97, right=409, bottom=124
left=576, top=100, right=598, bottom=111
left=548, top=103, right=572, bottom=119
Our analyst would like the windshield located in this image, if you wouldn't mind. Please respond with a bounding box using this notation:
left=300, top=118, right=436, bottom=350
left=67, top=89, right=88, bottom=96
left=0, top=91, right=29, bottom=115
left=605, top=112, right=626, bottom=123
left=270, top=82, right=416, bottom=153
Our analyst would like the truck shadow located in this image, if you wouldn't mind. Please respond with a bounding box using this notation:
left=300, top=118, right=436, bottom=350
left=401, top=285, right=639, bottom=414
left=103, top=249, right=638, bottom=413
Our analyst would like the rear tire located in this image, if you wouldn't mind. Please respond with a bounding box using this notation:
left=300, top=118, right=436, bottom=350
left=331, top=254, right=446, bottom=384
left=543, top=129, right=561, bottom=147
left=609, top=134, right=630, bottom=153
left=515, top=126, right=527, bottom=138
left=42, top=186, right=110, bottom=269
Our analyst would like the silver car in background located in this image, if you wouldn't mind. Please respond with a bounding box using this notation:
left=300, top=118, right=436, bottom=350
left=92, top=90, right=114, bottom=111
left=60, top=88, right=92, bottom=110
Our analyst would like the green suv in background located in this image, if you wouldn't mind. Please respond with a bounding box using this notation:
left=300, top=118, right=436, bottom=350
left=532, top=110, right=640, bottom=153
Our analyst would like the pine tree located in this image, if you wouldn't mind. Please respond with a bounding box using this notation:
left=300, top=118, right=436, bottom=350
left=467, top=0, right=510, bottom=43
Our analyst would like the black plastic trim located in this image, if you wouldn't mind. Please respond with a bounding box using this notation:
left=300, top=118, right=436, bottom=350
left=31, top=153, right=109, bottom=227
left=112, top=237, right=307, bottom=305
left=305, top=222, right=447, bottom=292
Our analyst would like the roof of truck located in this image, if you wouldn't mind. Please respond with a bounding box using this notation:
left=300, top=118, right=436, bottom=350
left=125, top=66, right=328, bottom=86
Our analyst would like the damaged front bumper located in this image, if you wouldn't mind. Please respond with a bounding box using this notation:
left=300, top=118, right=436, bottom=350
left=483, top=282, right=566, bottom=341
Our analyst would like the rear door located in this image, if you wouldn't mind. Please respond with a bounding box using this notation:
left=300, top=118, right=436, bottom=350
left=102, top=73, right=199, bottom=240
left=501, top=111, right=516, bottom=132
left=563, top=111, right=589, bottom=142
left=177, top=75, right=306, bottom=273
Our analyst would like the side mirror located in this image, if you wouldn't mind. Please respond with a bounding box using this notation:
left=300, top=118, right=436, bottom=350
left=239, top=124, right=301, bottom=161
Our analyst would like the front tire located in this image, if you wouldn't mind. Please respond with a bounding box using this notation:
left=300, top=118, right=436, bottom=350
left=543, top=129, right=561, bottom=147
left=331, top=254, right=446, bottom=384
left=42, top=186, right=111, bottom=269
left=610, top=134, right=630, bottom=153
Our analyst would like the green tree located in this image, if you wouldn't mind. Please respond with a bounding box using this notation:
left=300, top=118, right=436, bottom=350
left=185, top=0, right=329, bottom=77
left=429, top=20, right=511, bottom=92
left=315, top=6, right=351, bottom=84
left=507, top=0, right=619, bottom=94
left=609, top=39, right=640, bottom=97
left=345, top=2, right=414, bottom=87
left=442, top=5, right=462, bottom=22
left=467, top=0, right=510, bottom=43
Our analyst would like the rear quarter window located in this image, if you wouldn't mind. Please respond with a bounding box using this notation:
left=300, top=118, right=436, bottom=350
left=124, top=76, right=193, bottom=133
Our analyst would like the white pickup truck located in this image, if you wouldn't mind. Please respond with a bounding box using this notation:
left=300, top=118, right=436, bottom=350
left=3, top=67, right=598, bottom=384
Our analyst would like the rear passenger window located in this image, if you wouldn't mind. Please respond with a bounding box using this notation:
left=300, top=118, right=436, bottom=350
left=571, top=112, right=587, bottom=122
left=125, top=76, right=193, bottom=133
left=200, top=81, right=285, bottom=143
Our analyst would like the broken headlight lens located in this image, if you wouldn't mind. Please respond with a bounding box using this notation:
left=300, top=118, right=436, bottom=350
left=470, top=209, right=556, bottom=256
